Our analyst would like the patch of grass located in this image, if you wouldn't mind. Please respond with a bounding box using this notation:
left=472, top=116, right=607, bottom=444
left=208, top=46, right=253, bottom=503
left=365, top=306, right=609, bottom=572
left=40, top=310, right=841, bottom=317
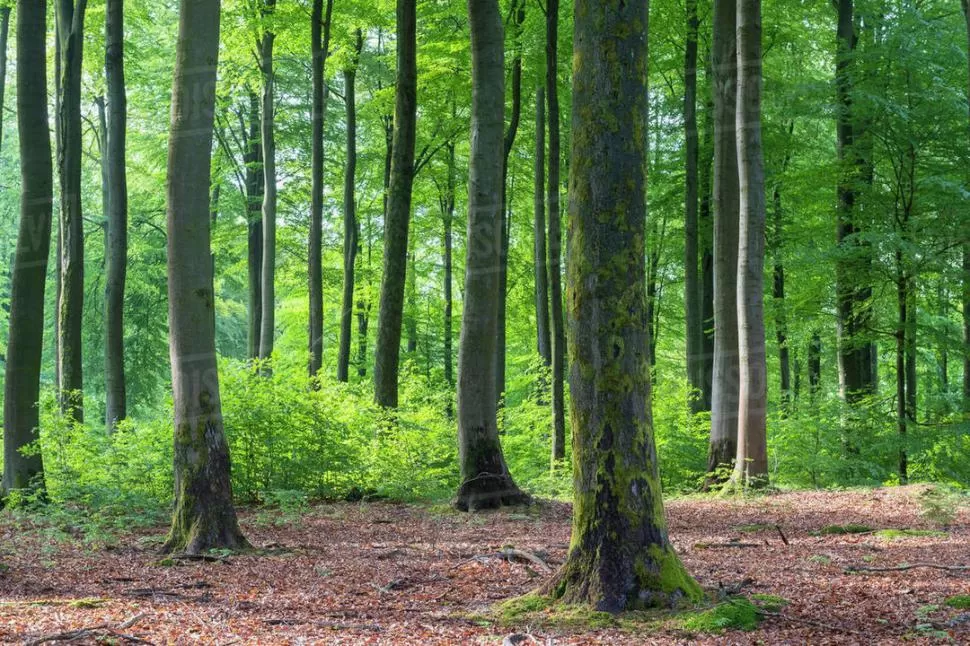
left=874, top=529, right=947, bottom=541
left=750, top=593, right=789, bottom=613
left=813, top=524, right=873, bottom=536
left=734, top=523, right=775, bottom=533
left=808, top=554, right=832, bottom=565
left=945, top=595, right=970, bottom=610
left=680, top=598, right=761, bottom=634
left=494, top=594, right=619, bottom=630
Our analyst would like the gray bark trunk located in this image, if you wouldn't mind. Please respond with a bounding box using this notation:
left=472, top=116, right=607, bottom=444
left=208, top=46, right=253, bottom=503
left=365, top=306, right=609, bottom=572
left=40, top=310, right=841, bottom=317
left=441, top=139, right=456, bottom=409
left=245, top=93, right=264, bottom=361
left=533, top=87, right=551, bottom=367
left=700, top=94, right=715, bottom=411
left=3, top=0, right=52, bottom=495
left=258, top=0, right=277, bottom=366
left=163, top=0, right=248, bottom=554
left=374, top=0, right=418, bottom=408
left=455, top=0, right=527, bottom=511
left=961, top=0, right=970, bottom=413
left=771, top=122, right=794, bottom=416
left=104, top=0, right=128, bottom=431
left=684, top=0, right=703, bottom=411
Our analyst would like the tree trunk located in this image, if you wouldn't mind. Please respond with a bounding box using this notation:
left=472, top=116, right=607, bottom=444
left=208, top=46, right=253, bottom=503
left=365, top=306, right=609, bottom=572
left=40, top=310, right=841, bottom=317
left=684, top=0, right=703, bottom=411
left=104, top=0, right=128, bottom=432
left=163, top=0, right=248, bottom=554
left=337, top=32, right=362, bottom=383
left=56, top=0, right=88, bottom=422
left=308, top=0, right=333, bottom=380
left=0, top=6, right=10, bottom=149
left=258, top=0, right=277, bottom=367
left=896, top=252, right=907, bottom=484
left=533, top=86, right=551, bottom=368
left=544, top=0, right=702, bottom=611
left=707, top=0, right=740, bottom=481
left=700, top=94, right=715, bottom=411
left=961, top=0, right=970, bottom=414
left=442, top=139, right=456, bottom=406
left=771, top=122, right=794, bottom=417
left=808, top=332, right=822, bottom=401
left=455, top=0, right=527, bottom=511
left=245, top=93, right=264, bottom=362
left=3, top=0, right=52, bottom=495
left=496, top=0, right=525, bottom=411
left=732, top=0, right=769, bottom=487
left=547, top=0, right=566, bottom=466
left=374, top=0, right=418, bottom=408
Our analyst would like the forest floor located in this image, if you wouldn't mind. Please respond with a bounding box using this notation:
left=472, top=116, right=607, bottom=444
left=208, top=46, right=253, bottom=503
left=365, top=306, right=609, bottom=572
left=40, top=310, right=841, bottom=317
left=1, top=486, right=969, bottom=645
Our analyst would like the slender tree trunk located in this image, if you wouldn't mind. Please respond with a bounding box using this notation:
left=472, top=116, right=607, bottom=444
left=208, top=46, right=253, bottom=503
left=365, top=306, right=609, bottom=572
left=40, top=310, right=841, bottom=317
left=455, top=0, right=527, bottom=511
left=309, top=0, right=334, bottom=380
left=808, top=332, right=822, bottom=401
left=547, top=0, right=566, bottom=465
left=374, top=0, right=418, bottom=408
left=337, top=32, right=362, bottom=383
left=0, top=6, right=10, bottom=148
left=684, top=0, right=703, bottom=411
left=258, top=0, right=277, bottom=367
left=163, top=0, right=248, bottom=555
left=53, top=16, right=62, bottom=395
left=104, top=0, right=128, bottom=431
left=961, top=0, right=970, bottom=414
left=534, top=87, right=551, bottom=367
left=905, top=275, right=916, bottom=484
left=356, top=216, right=370, bottom=379
left=3, top=0, right=52, bottom=495
left=700, top=94, right=715, bottom=411
left=245, top=93, right=264, bottom=362
left=732, top=0, right=769, bottom=487
left=544, top=0, right=702, bottom=610
left=896, top=252, right=908, bottom=484
left=442, top=140, right=456, bottom=399
left=771, top=122, right=794, bottom=416
left=56, top=0, right=88, bottom=422
left=405, top=241, right=418, bottom=354
left=707, top=0, right=740, bottom=480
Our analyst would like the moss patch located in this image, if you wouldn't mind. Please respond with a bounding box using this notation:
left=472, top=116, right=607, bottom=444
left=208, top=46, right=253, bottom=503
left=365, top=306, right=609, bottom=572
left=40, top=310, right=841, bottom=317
left=751, top=593, right=790, bottom=613
left=735, top=523, right=775, bottom=533
left=680, top=598, right=761, bottom=634
left=814, top=524, right=873, bottom=536
left=945, top=595, right=970, bottom=610
left=874, top=529, right=947, bottom=541
left=494, top=594, right=620, bottom=630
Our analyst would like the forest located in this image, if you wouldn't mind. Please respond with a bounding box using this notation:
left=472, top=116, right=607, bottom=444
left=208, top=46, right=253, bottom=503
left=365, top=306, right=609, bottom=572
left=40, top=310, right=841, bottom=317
left=1, top=0, right=970, bottom=643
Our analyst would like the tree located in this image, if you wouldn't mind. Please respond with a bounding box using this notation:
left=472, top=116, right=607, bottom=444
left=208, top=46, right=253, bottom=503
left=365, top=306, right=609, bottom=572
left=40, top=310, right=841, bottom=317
left=337, top=31, right=363, bottom=383
left=455, top=0, right=528, bottom=512
left=258, top=0, right=277, bottom=367
left=374, top=0, right=418, bottom=408
left=245, top=92, right=264, bottom=362
left=3, top=0, right=52, bottom=496
left=56, top=0, right=88, bottom=421
left=707, top=0, right=740, bottom=479
left=104, top=0, right=128, bottom=431
left=533, top=86, right=551, bottom=367
left=543, top=0, right=701, bottom=611
left=163, top=0, right=248, bottom=554
left=732, top=0, right=769, bottom=486
left=684, top=0, right=703, bottom=412
left=961, top=0, right=970, bottom=415
left=309, top=0, right=334, bottom=380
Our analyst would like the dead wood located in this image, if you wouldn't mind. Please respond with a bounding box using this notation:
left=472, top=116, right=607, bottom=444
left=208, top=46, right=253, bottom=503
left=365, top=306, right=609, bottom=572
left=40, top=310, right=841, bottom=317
left=845, top=562, right=970, bottom=574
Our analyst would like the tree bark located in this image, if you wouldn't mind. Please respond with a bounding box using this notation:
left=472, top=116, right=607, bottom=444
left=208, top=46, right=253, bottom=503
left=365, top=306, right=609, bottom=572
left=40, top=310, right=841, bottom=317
left=456, top=0, right=527, bottom=511
left=0, top=6, right=10, bottom=149
left=104, top=0, right=128, bottom=431
left=533, top=86, right=551, bottom=367
left=309, top=0, right=333, bottom=380
left=163, top=0, right=248, bottom=554
left=547, top=0, right=566, bottom=466
left=808, top=332, right=822, bottom=401
left=374, top=0, right=418, bottom=408
left=55, top=0, right=88, bottom=422
left=245, top=93, right=264, bottom=362
left=337, top=32, right=362, bottom=383
left=707, top=0, right=740, bottom=480
left=700, top=94, right=715, bottom=411
left=732, top=0, right=769, bottom=487
left=441, top=139, right=456, bottom=402
left=544, top=0, right=702, bottom=611
left=684, top=0, right=703, bottom=412
left=771, top=122, right=794, bottom=416
left=258, top=0, right=277, bottom=367
left=3, top=0, right=52, bottom=495
left=961, top=0, right=970, bottom=414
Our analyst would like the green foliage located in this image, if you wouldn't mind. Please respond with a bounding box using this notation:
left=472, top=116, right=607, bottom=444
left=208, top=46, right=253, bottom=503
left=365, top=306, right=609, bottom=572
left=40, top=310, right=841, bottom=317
left=874, top=528, right=947, bottom=541
left=917, top=486, right=961, bottom=528
left=680, top=598, right=761, bottom=634
left=945, top=596, right=970, bottom=610
left=750, top=594, right=789, bottom=613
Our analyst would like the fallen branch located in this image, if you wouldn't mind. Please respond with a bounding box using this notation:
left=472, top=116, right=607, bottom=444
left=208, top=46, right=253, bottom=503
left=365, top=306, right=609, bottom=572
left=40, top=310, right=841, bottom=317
left=264, top=618, right=381, bottom=631
left=693, top=542, right=761, bottom=549
left=167, top=553, right=231, bottom=564
left=26, top=624, right=155, bottom=646
left=499, top=548, right=553, bottom=573
left=845, top=562, right=970, bottom=574
left=775, top=525, right=789, bottom=546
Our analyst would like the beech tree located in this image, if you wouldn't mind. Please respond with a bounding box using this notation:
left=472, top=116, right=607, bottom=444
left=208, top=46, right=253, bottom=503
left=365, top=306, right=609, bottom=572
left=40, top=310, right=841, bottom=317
left=258, top=0, right=277, bottom=366
left=163, top=0, right=248, bottom=554
left=684, top=0, right=703, bottom=412
left=544, top=0, right=701, bottom=611
left=3, top=0, right=52, bottom=496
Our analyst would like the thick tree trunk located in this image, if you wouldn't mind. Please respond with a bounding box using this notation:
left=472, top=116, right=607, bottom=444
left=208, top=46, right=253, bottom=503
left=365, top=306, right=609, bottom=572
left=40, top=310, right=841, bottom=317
left=732, top=0, right=769, bottom=487
left=3, top=0, right=52, bottom=495
left=163, top=0, right=248, bottom=554
left=684, top=0, right=703, bottom=411
left=258, top=0, right=277, bottom=367
left=456, top=0, right=527, bottom=511
left=337, top=32, right=362, bottom=383
left=707, top=0, right=740, bottom=480
left=104, top=0, right=128, bottom=431
left=544, top=0, right=701, bottom=611
left=374, top=0, right=418, bottom=408
left=547, top=0, right=566, bottom=466
left=533, top=87, right=551, bottom=367
left=56, top=0, right=88, bottom=422
left=245, top=93, right=264, bottom=362
left=309, top=0, right=333, bottom=380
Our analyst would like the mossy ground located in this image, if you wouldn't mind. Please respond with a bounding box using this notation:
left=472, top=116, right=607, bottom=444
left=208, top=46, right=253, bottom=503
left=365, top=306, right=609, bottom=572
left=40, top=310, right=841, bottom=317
left=944, top=595, right=970, bottom=609
left=814, top=523, right=873, bottom=535
left=874, top=528, right=947, bottom=540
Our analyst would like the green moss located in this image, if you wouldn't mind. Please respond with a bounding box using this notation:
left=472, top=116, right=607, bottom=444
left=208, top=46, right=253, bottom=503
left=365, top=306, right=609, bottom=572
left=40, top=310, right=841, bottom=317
left=680, top=598, right=761, bottom=634
left=808, top=554, right=832, bottom=565
left=498, top=593, right=551, bottom=619
left=494, top=594, right=618, bottom=630
left=735, top=523, right=775, bottom=533
left=814, top=524, right=873, bottom=535
left=751, top=593, right=789, bottom=613
left=945, top=595, right=970, bottom=610
left=639, top=544, right=705, bottom=604
left=874, top=529, right=947, bottom=540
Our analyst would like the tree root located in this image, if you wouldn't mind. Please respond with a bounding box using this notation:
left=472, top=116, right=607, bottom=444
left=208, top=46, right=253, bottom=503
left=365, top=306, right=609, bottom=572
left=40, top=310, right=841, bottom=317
left=845, top=562, right=970, bottom=574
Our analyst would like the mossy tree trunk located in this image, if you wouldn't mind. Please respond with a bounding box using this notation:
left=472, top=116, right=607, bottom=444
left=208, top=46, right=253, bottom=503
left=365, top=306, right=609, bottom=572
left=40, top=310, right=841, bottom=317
left=455, top=0, right=528, bottom=512
left=3, top=0, right=52, bottom=496
left=163, top=0, right=248, bottom=555
left=707, top=0, right=740, bottom=481
left=544, top=0, right=702, bottom=611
